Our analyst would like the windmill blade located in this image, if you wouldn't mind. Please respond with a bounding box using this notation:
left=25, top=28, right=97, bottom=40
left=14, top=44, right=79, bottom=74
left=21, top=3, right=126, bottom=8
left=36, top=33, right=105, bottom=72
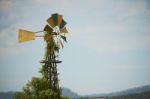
left=18, top=29, right=35, bottom=43
left=44, top=25, right=53, bottom=33
left=59, top=39, right=64, bottom=48
left=59, top=19, right=67, bottom=29
left=52, top=13, right=58, bottom=26
left=60, top=27, right=68, bottom=33
left=57, top=15, right=62, bottom=26
left=47, top=17, right=55, bottom=28
left=47, top=13, right=66, bottom=30
left=44, top=33, right=52, bottom=41
left=60, top=35, right=67, bottom=42
left=52, top=13, right=63, bottom=27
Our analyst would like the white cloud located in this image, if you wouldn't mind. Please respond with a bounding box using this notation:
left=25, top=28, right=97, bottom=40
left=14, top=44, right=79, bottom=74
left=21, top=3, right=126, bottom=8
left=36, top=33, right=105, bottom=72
left=113, top=0, right=148, bottom=20
left=0, top=0, right=14, bottom=12
left=0, top=0, right=149, bottom=56
left=93, top=35, right=150, bottom=53
left=72, top=22, right=150, bottom=53
left=65, top=0, right=150, bottom=53
left=0, top=23, right=26, bottom=59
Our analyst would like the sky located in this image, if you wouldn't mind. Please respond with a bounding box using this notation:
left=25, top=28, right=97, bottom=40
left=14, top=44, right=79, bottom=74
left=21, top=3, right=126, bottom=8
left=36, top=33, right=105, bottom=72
left=0, top=0, right=150, bottom=95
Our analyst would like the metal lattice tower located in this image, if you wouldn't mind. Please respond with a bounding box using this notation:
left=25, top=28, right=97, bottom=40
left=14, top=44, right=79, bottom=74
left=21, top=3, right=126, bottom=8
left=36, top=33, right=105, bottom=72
left=41, top=53, right=62, bottom=96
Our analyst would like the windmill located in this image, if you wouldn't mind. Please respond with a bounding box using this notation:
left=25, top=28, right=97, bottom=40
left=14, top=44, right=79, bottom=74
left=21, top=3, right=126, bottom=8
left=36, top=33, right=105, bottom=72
left=18, top=13, right=68, bottom=98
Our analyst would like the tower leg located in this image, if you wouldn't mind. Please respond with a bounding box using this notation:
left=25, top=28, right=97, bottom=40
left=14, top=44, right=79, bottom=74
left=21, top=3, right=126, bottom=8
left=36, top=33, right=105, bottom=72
left=42, top=52, right=61, bottom=98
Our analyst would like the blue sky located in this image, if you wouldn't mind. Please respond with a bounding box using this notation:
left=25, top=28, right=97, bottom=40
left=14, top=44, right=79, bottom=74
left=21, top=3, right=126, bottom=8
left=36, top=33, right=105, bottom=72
left=0, top=0, right=150, bottom=95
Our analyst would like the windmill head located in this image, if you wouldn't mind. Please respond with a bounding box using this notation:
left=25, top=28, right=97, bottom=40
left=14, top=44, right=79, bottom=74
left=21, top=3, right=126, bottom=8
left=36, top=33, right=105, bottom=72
left=18, top=13, right=68, bottom=43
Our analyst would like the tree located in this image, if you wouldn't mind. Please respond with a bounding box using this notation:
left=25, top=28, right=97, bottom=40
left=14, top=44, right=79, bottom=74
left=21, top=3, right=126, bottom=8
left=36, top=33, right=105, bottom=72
left=14, top=73, right=69, bottom=99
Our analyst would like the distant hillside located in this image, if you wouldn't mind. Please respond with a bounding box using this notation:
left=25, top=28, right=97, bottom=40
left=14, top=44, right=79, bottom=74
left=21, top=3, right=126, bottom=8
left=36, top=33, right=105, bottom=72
left=0, top=92, right=14, bottom=99
left=109, top=85, right=150, bottom=96
left=0, top=88, right=79, bottom=99
left=86, top=85, right=150, bottom=97
left=62, top=88, right=79, bottom=98
left=108, top=91, right=150, bottom=99
left=80, top=91, right=150, bottom=99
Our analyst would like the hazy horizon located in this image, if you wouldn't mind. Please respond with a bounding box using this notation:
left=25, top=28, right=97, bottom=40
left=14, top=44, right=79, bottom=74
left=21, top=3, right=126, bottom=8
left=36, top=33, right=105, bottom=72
left=0, top=0, right=150, bottom=95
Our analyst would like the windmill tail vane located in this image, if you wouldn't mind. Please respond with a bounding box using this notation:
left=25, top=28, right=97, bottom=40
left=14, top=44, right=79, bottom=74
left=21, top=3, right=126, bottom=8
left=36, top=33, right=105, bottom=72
left=18, top=29, right=43, bottom=43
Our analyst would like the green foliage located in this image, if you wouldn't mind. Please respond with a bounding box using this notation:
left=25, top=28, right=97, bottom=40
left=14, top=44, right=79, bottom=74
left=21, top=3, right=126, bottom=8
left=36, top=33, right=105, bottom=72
left=23, top=77, right=49, bottom=95
left=13, top=69, right=70, bottom=99
left=61, top=96, right=70, bottom=99
left=13, top=76, right=70, bottom=99
left=13, top=92, right=30, bottom=99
